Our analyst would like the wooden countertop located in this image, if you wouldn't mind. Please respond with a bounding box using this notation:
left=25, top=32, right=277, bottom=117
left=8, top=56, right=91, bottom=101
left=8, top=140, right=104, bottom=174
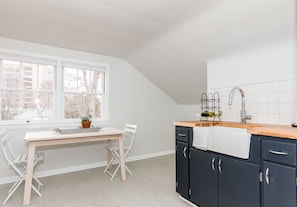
left=174, top=121, right=297, bottom=140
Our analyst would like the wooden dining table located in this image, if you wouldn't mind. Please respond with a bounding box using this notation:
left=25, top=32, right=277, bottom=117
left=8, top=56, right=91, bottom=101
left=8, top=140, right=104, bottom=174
left=23, top=127, right=126, bottom=206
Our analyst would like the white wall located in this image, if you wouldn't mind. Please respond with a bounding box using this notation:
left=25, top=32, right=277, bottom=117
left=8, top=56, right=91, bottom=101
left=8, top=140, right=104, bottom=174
left=207, top=38, right=297, bottom=124
left=0, top=37, right=178, bottom=183
left=177, top=105, right=201, bottom=121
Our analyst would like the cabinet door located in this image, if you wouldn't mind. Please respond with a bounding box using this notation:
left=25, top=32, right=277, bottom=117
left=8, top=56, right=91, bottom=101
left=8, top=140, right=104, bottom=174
left=190, top=148, right=218, bottom=207
left=218, top=156, right=260, bottom=207
left=176, top=141, right=189, bottom=198
left=263, top=161, right=296, bottom=207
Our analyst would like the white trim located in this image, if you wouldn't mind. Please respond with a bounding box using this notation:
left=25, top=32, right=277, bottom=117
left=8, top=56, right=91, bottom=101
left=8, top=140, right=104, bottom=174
left=0, top=150, right=175, bottom=185
left=179, top=196, right=199, bottom=207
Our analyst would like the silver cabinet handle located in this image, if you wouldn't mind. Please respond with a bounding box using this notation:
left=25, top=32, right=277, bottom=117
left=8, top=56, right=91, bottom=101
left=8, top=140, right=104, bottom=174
left=211, top=157, right=216, bottom=171
left=268, top=150, right=288, bottom=155
left=265, top=168, right=270, bottom=184
left=178, top=133, right=186, bottom=137
left=183, top=147, right=187, bottom=158
left=218, top=159, right=222, bottom=173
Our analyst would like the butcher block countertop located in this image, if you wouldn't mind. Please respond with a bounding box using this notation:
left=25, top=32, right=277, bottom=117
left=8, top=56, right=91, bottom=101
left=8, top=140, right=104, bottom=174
left=174, top=121, right=297, bottom=140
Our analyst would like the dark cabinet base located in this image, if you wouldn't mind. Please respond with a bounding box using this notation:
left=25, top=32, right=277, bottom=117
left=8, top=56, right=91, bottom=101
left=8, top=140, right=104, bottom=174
left=189, top=148, right=260, bottom=207
left=190, top=149, right=218, bottom=207
left=218, top=155, right=260, bottom=207
left=263, top=161, right=297, bottom=207
left=176, top=141, right=189, bottom=198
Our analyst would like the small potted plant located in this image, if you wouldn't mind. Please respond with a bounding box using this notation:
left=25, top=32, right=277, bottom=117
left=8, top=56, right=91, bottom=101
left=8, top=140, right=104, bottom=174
left=81, top=114, right=92, bottom=128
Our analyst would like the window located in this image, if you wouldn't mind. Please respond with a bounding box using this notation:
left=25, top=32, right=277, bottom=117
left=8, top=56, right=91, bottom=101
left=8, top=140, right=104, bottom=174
left=63, top=63, right=106, bottom=119
left=0, top=59, right=54, bottom=122
left=0, top=53, right=108, bottom=125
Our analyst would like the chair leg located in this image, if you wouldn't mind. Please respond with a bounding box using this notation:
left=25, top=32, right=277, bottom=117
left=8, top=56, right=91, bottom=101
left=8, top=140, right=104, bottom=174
left=109, top=155, right=130, bottom=180
left=125, top=165, right=132, bottom=175
left=31, top=184, right=42, bottom=197
left=104, top=155, right=115, bottom=174
left=104, top=149, right=133, bottom=180
left=3, top=177, right=24, bottom=204
left=33, top=175, right=43, bottom=187
left=109, top=163, right=132, bottom=180
left=8, top=176, right=22, bottom=193
left=110, top=164, right=121, bottom=180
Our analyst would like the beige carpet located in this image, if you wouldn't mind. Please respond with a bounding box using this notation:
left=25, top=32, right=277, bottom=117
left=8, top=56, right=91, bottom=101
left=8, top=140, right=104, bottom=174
left=0, top=154, right=190, bottom=207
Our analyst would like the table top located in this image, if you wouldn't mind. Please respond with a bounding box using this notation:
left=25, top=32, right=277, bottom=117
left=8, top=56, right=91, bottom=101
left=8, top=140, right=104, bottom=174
left=24, top=127, right=125, bottom=142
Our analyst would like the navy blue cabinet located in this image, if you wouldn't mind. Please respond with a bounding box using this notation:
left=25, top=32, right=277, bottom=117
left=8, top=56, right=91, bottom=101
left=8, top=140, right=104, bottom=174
left=176, top=141, right=189, bottom=198
left=263, top=161, right=296, bottom=207
left=218, top=155, right=260, bottom=207
left=261, top=137, right=297, bottom=207
left=190, top=148, right=260, bottom=207
left=175, top=126, right=192, bottom=199
left=190, top=148, right=217, bottom=207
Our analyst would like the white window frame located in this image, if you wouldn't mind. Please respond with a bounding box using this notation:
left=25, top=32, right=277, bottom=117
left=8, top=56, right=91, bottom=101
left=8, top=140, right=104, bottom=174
left=0, top=50, right=109, bottom=128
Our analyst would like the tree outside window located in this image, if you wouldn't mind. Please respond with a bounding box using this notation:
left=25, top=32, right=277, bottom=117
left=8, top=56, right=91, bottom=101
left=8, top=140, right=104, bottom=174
left=63, top=67, right=105, bottom=119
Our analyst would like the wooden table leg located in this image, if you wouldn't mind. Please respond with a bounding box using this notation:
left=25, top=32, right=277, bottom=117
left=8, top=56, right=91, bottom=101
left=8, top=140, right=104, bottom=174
left=118, top=135, right=126, bottom=181
left=106, top=140, right=112, bottom=170
left=23, top=143, right=35, bottom=206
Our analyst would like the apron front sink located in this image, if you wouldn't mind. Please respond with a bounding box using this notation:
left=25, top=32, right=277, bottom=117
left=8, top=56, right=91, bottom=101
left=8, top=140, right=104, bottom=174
left=207, top=126, right=251, bottom=159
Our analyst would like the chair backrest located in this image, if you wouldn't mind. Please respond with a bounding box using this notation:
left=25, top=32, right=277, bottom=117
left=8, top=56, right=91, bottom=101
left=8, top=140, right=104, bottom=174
left=123, top=124, right=137, bottom=156
left=0, top=130, right=16, bottom=164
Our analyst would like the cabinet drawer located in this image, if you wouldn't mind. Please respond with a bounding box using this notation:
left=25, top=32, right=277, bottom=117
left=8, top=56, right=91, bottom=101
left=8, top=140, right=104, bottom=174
left=262, top=140, right=296, bottom=166
left=176, top=128, right=189, bottom=142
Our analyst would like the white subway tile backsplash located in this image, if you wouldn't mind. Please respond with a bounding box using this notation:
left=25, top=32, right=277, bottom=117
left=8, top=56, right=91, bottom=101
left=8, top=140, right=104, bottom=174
left=279, top=91, right=295, bottom=103
left=266, top=114, right=280, bottom=124
left=267, top=103, right=280, bottom=114
left=279, top=103, right=293, bottom=114
left=246, top=103, right=257, bottom=114
left=279, top=80, right=296, bottom=91
left=256, top=103, right=267, bottom=114
left=256, top=93, right=267, bottom=104
left=266, top=82, right=279, bottom=92
left=266, top=92, right=279, bottom=103
left=257, top=113, right=268, bottom=123
left=209, top=79, right=296, bottom=125
left=245, top=93, right=257, bottom=104
left=279, top=114, right=294, bottom=125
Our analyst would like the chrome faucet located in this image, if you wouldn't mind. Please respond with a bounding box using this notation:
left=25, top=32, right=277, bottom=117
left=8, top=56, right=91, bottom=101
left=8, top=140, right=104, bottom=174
left=228, top=86, right=251, bottom=124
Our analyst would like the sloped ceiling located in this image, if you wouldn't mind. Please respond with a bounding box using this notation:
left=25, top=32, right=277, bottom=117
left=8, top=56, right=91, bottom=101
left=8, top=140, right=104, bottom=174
left=0, top=0, right=295, bottom=104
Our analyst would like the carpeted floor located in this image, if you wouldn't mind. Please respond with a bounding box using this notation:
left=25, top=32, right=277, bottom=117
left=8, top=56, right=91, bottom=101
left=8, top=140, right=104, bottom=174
left=0, top=154, right=190, bottom=207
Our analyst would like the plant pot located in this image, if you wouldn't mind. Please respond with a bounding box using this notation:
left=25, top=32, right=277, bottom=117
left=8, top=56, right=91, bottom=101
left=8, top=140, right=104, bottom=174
left=81, top=121, right=91, bottom=128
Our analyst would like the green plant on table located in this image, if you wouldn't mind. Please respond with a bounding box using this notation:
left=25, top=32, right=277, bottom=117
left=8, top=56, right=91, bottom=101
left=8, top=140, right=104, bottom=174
left=81, top=114, right=92, bottom=122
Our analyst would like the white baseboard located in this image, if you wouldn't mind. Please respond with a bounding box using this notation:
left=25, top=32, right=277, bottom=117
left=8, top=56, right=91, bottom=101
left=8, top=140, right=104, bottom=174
left=0, top=150, right=174, bottom=185
left=179, top=196, right=199, bottom=207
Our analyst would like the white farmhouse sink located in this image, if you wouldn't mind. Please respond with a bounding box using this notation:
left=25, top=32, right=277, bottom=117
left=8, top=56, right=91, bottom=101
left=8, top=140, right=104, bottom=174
left=207, top=126, right=251, bottom=159
left=192, top=127, right=210, bottom=150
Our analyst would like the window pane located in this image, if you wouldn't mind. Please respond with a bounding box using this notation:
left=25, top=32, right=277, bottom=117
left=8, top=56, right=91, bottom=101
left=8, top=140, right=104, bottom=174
left=1, top=91, right=53, bottom=120
left=64, top=67, right=104, bottom=94
left=64, top=66, right=105, bottom=120
left=0, top=59, right=55, bottom=122
left=1, top=60, right=21, bottom=89
left=64, top=93, right=102, bottom=119
left=35, top=64, right=54, bottom=90
left=64, top=67, right=77, bottom=92
left=1, top=60, right=54, bottom=91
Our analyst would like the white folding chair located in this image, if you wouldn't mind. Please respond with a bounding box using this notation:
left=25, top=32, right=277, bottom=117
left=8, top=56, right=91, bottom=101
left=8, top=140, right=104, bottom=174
left=0, top=130, right=44, bottom=204
left=104, top=124, right=137, bottom=180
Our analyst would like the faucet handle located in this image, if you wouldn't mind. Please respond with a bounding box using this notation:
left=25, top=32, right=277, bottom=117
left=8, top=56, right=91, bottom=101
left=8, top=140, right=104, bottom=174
left=245, top=115, right=253, bottom=120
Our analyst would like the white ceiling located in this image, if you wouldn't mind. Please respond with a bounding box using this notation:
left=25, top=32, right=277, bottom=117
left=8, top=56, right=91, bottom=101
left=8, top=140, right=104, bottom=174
left=0, top=0, right=295, bottom=104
